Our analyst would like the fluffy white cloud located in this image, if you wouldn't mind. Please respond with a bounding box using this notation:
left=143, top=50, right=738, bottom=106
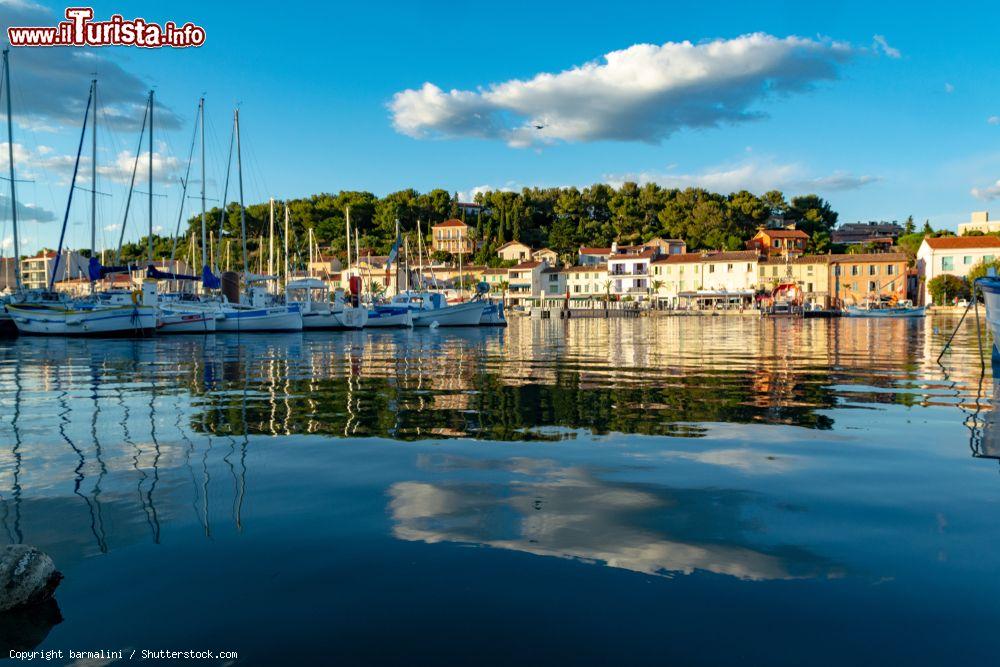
left=390, top=33, right=855, bottom=147
left=606, top=158, right=880, bottom=194
left=872, top=35, right=901, bottom=59
left=972, top=180, right=1000, bottom=200
left=3, top=141, right=181, bottom=186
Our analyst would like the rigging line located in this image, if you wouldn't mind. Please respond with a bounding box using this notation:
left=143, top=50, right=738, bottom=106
left=170, top=101, right=199, bottom=262
left=50, top=81, right=93, bottom=291
left=214, top=117, right=235, bottom=273
left=115, top=96, right=148, bottom=264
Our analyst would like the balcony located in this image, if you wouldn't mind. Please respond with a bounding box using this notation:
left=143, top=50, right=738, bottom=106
left=609, top=266, right=648, bottom=276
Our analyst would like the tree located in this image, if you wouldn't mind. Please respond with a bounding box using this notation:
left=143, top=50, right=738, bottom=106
left=922, top=219, right=933, bottom=234
left=927, top=274, right=970, bottom=305
left=787, top=195, right=837, bottom=237
left=968, top=258, right=1000, bottom=285
left=903, top=215, right=915, bottom=235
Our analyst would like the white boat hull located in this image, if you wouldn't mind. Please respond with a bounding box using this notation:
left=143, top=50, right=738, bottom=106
left=158, top=309, right=217, bottom=333
left=411, top=301, right=487, bottom=327
left=216, top=306, right=303, bottom=332
left=479, top=302, right=507, bottom=326
left=366, top=308, right=413, bottom=328
left=979, top=279, right=1000, bottom=355
left=302, top=307, right=368, bottom=330
left=7, top=304, right=157, bottom=337
left=843, top=306, right=925, bottom=318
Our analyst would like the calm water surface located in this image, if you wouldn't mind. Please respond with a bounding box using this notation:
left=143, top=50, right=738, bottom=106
left=1, top=315, right=999, bottom=665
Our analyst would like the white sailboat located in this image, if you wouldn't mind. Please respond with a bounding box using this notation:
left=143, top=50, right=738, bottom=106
left=8, top=77, right=156, bottom=336
left=286, top=278, right=367, bottom=329
left=389, top=290, right=486, bottom=327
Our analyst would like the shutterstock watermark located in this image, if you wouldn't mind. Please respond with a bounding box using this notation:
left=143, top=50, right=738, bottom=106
left=7, top=7, right=205, bottom=48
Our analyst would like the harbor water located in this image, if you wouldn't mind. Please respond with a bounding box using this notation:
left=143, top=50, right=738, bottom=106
left=1, top=314, right=999, bottom=664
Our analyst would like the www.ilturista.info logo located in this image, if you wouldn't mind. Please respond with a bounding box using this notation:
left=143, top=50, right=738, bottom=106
left=7, top=7, right=205, bottom=48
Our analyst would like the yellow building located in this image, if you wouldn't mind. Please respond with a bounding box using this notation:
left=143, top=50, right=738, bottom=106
left=432, top=219, right=475, bottom=255
left=758, top=255, right=831, bottom=307
left=828, top=253, right=908, bottom=306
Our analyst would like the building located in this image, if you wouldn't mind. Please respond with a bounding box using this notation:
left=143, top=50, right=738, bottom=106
left=532, top=247, right=559, bottom=265
left=578, top=246, right=613, bottom=266
left=831, top=221, right=904, bottom=245
left=746, top=228, right=809, bottom=257
left=916, top=235, right=1000, bottom=304
left=644, top=237, right=687, bottom=255
left=608, top=248, right=659, bottom=300
left=496, top=241, right=532, bottom=263
left=958, top=211, right=1000, bottom=236
left=21, top=250, right=88, bottom=290
left=307, top=253, right=343, bottom=279
left=431, top=219, right=475, bottom=255
left=651, top=254, right=705, bottom=308
left=482, top=267, right=508, bottom=294
left=828, top=253, right=908, bottom=306
left=759, top=255, right=832, bottom=308
left=565, top=264, right=609, bottom=302
left=538, top=266, right=567, bottom=306
left=506, top=260, right=547, bottom=307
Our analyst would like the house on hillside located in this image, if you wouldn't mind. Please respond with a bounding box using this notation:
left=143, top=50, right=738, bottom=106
left=746, top=228, right=809, bottom=258
left=497, top=240, right=532, bottom=263
left=532, top=247, right=559, bottom=265
left=432, top=219, right=475, bottom=255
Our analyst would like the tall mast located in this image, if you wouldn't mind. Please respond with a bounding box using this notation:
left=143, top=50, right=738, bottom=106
left=199, top=98, right=207, bottom=271
left=283, top=203, right=290, bottom=288
left=147, top=89, right=154, bottom=264
left=235, top=109, right=248, bottom=277
left=268, top=197, right=275, bottom=285
left=345, top=205, right=351, bottom=277
left=91, top=79, right=96, bottom=263
left=308, top=227, right=314, bottom=276
left=3, top=49, right=21, bottom=291
left=50, top=83, right=93, bottom=292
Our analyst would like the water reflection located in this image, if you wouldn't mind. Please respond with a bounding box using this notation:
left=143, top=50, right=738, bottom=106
left=390, top=453, right=841, bottom=580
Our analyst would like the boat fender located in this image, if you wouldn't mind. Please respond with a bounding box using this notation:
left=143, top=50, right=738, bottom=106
left=131, top=291, right=139, bottom=305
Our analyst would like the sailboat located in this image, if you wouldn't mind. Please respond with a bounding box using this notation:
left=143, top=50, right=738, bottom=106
left=286, top=220, right=367, bottom=329
left=211, top=109, right=302, bottom=333
left=7, top=77, right=156, bottom=336
left=0, top=50, right=20, bottom=337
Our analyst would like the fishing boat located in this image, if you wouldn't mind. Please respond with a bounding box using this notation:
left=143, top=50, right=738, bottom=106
left=479, top=300, right=507, bottom=326
left=388, top=290, right=486, bottom=327
left=286, top=278, right=367, bottom=330
left=843, top=299, right=925, bottom=318
left=366, top=303, right=414, bottom=328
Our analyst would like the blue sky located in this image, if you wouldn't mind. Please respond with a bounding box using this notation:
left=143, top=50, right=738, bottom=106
left=2, top=0, right=1000, bottom=255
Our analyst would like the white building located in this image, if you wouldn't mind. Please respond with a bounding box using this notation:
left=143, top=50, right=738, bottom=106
left=916, top=235, right=1000, bottom=304
left=497, top=241, right=532, bottom=263
left=958, top=211, right=1000, bottom=236
left=506, top=260, right=548, bottom=307
left=21, top=250, right=88, bottom=290
left=608, top=248, right=657, bottom=300
left=565, top=264, right=609, bottom=301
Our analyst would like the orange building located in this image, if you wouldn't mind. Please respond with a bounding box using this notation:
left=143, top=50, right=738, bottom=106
left=432, top=219, right=475, bottom=255
left=746, top=228, right=809, bottom=257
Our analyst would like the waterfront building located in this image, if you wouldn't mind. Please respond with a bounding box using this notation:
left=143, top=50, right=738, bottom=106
left=482, top=267, right=508, bottom=294
left=746, top=227, right=808, bottom=258
left=497, top=240, right=532, bottom=263
left=828, top=252, right=908, bottom=306
left=538, top=266, right=567, bottom=307
left=431, top=218, right=475, bottom=255
left=21, top=250, right=87, bottom=290
left=759, top=255, right=832, bottom=308
left=608, top=248, right=658, bottom=301
left=506, top=260, right=548, bottom=307
left=916, top=235, right=1000, bottom=304
left=957, top=211, right=1000, bottom=236
left=578, top=245, right=614, bottom=266
left=650, top=253, right=705, bottom=308
left=565, top=264, right=609, bottom=302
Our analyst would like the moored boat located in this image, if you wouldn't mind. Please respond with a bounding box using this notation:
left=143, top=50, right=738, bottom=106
left=843, top=300, right=925, bottom=318
left=287, top=278, right=367, bottom=330
left=976, top=276, right=1000, bottom=355
left=366, top=304, right=414, bottom=328
left=389, top=291, right=486, bottom=327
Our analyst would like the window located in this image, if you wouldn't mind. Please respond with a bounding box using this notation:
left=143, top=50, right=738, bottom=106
left=851, top=265, right=859, bottom=276
left=964, top=256, right=973, bottom=265
left=869, top=281, right=876, bottom=291
left=727, top=264, right=734, bottom=272
left=773, top=239, right=780, bottom=248
left=834, top=265, right=841, bottom=276
left=807, top=282, right=813, bottom=292
left=887, top=265, right=895, bottom=276
left=771, top=266, right=778, bottom=277
left=807, top=265, right=814, bottom=275
left=942, top=256, right=954, bottom=271
left=747, top=263, right=752, bottom=272
left=709, top=265, right=715, bottom=274
left=986, top=255, right=995, bottom=263
left=759, top=266, right=766, bottom=276
left=869, top=265, right=876, bottom=276
left=573, top=285, right=580, bottom=293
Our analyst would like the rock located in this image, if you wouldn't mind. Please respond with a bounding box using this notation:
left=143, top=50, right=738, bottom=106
left=0, top=546, right=62, bottom=613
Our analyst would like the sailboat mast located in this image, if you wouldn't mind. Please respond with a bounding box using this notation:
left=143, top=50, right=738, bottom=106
left=345, top=206, right=351, bottom=277
left=235, top=109, right=248, bottom=277
left=417, top=219, right=423, bottom=290
left=3, top=49, right=20, bottom=291
left=284, top=204, right=290, bottom=289
left=147, top=89, right=154, bottom=264
left=91, top=79, right=96, bottom=263
left=50, top=83, right=93, bottom=292
left=268, top=197, right=275, bottom=286
left=199, top=98, right=207, bottom=270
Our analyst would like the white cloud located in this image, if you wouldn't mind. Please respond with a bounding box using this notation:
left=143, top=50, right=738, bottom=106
left=988, top=116, right=1000, bottom=126
left=390, top=33, right=855, bottom=147
left=944, top=82, right=955, bottom=93
left=2, top=141, right=181, bottom=187
left=102, top=223, right=120, bottom=232
left=972, top=180, right=1000, bottom=200
left=458, top=182, right=518, bottom=202
left=872, top=35, right=901, bottom=59
left=606, top=158, right=880, bottom=194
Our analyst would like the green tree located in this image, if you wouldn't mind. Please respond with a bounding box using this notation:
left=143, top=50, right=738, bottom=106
left=927, top=274, right=970, bottom=305
left=903, top=215, right=915, bottom=235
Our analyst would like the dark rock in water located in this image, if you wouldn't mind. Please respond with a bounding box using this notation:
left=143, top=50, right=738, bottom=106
left=0, top=546, right=63, bottom=613
left=0, top=598, right=62, bottom=653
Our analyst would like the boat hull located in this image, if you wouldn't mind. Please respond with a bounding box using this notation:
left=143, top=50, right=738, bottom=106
left=843, top=306, right=925, bottom=318
left=366, top=307, right=413, bottom=328
left=158, top=310, right=217, bottom=333
left=977, top=277, right=1000, bottom=355
left=216, top=306, right=303, bottom=332
left=0, top=312, right=17, bottom=337
left=7, top=304, right=157, bottom=337
left=302, top=307, right=368, bottom=330
left=411, top=301, right=487, bottom=327
left=479, top=302, right=507, bottom=326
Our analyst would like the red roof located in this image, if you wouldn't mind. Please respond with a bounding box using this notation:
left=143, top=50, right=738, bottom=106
left=579, top=246, right=613, bottom=255
left=511, top=261, right=541, bottom=269
left=923, top=236, right=1000, bottom=250
left=433, top=219, right=468, bottom=228
left=755, top=229, right=809, bottom=239
left=609, top=249, right=657, bottom=260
